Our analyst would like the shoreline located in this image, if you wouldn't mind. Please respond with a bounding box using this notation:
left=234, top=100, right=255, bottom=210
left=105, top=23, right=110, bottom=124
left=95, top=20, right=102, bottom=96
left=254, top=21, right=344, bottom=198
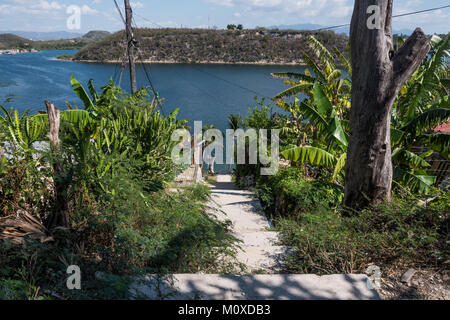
left=60, top=57, right=306, bottom=66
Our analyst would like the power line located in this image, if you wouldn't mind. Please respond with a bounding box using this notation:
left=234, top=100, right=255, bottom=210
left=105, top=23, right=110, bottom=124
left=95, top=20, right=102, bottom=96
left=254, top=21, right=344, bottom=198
left=132, top=20, right=166, bottom=116
left=190, top=66, right=273, bottom=100
left=120, top=2, right=450, bottom=108
left=112, top=1, right=165, bottom=115
left=171, top=66, right=240, bottom=112
left=134, top=12, right=166, bottom=29
left=315, top=4, right=450, bottom=31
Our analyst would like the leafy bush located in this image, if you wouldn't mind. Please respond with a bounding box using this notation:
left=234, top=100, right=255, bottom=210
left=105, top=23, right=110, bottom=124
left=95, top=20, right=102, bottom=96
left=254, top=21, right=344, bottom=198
left=255, top=167, right=343, bottom=217
left=0, top=79, right=240, bottom=300
left=255, top=166, right=450, bottom=274
left=277, top=194, right=448, bottom=274
left=0, top=162, right=239, bottom=299
left=232, top=100, right=290, bottom=187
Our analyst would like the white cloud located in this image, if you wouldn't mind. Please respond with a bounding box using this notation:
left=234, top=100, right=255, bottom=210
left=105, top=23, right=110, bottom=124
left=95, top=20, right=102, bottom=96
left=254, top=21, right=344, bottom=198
left=204, top=0, right=353, bottom=21
left=37, top=1, right=62, bottom=10
left=131, top=1, right=145, bottom=9
left=81, top=5, right=98, bottom=15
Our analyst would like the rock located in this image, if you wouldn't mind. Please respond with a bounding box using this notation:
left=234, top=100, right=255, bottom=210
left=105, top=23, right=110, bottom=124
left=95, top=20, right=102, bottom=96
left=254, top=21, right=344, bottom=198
left=401, top=268, right=416, bottom=284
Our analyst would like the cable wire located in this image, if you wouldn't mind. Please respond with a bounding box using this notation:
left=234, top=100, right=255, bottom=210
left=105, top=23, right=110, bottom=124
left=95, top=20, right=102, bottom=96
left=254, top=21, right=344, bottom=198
left=315, top=4, right=450, bottom=31
left=190, top=66, right=273, bottom=100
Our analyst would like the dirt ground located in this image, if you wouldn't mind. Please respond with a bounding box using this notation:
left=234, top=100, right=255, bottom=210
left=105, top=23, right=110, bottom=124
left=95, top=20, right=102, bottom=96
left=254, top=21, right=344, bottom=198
left=378, top=269, right=449, bottom=300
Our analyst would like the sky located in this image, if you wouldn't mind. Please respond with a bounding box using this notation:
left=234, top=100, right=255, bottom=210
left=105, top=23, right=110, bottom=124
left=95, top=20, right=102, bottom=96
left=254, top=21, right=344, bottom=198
left=0, top=0, right=448, bottom=34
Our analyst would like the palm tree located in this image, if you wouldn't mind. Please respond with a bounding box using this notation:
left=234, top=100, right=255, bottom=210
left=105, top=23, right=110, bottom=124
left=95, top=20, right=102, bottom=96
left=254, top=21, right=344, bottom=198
left=228, top=114, right=243, bottom=131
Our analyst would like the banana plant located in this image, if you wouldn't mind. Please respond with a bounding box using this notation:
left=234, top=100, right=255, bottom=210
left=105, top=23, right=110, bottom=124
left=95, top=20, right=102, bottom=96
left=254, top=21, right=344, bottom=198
left=0, top=106, right=46, bottom=157
left=390, top=33, right=450, bottom=191
left=279, top=81, right=348, bottom=181
left=272, top=35, right=352, bottom=116
left=274, top=34, right=450, bottom=192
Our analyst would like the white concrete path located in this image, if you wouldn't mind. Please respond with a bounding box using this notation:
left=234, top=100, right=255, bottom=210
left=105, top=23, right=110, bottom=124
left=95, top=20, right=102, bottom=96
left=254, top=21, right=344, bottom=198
left=210, top=175, right=289, bottom=273
left=130, top=274, right=379, bottom=300
left=131, top=175, right=380, bottom=300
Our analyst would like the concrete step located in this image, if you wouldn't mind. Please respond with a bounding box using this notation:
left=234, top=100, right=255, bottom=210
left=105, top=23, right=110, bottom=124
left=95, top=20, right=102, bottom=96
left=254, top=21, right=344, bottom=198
left=130, top=274, right=380, bottom=300
left=233, top=231, right=280, bottom=247
left=236, top=246, right=291, bottom=273
left=219, top=214, right=270, bottom=232
left=215, top=175, right=233, bottom=183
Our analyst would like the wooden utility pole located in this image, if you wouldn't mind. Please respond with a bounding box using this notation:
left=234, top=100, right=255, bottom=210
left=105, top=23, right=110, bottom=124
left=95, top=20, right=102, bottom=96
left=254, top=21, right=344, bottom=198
left=125, top=0, right=137, bottom=94
left=344, top=0, right=430, bottom=209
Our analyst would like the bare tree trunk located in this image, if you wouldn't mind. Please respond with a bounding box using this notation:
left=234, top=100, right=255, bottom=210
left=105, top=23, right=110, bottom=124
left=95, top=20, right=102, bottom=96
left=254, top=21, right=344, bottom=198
left=344, top=0, right=430, bottom=209
left=45, top=101, right=71, bottom=229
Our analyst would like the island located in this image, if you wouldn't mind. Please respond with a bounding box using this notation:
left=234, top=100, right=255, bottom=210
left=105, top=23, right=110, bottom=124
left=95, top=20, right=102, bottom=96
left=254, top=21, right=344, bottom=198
left=70, top=28, right=349, bottom=65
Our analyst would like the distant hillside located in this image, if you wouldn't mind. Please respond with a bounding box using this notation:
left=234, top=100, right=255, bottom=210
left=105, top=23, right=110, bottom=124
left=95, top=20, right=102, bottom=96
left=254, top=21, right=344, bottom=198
left=270, top=23, right=324, bottom=31
left=73, top=28, right=349, bottom=64
left=0, top=34, right=32, bottom=50
left=82, top=30, right=111, bottom=41
left=0, top=31, right=82, bottom=41
left=0, top=30, right=111, bottom=51
left=269, top=23, right=415, bottom=36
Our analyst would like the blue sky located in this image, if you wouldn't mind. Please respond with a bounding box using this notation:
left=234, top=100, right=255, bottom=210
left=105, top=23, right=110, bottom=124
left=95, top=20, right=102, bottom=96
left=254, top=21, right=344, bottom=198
left=0, top=0, right=448, bottom=34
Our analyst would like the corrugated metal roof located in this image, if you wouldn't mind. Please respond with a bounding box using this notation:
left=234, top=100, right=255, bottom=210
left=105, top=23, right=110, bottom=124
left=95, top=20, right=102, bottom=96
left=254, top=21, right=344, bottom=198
left=434, top=121, right=450, bottom=133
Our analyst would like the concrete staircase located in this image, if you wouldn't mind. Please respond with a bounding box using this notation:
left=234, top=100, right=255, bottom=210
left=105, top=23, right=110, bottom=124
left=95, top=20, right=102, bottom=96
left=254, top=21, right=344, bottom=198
left=130, top=175, right=380, bottom=300
left=211, top=175, right=289, bottom=273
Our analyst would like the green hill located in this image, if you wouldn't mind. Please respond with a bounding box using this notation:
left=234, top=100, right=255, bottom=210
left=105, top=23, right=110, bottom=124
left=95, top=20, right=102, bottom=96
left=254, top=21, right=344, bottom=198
left=73, top=28, right=349, bottom=64
left=82, top=30, right=111, bottom=41
left=0, top=30, right=110, bottom=51
left=0, top=34, right=33, bottom=50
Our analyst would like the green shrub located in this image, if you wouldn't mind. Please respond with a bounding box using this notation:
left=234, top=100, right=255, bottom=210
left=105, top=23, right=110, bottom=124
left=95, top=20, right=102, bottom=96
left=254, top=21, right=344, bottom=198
left=0, top=80, right=240, bottom=300
left=276, top=193, right=448, bottom=274
left=255, top=167, right=343, bottom=217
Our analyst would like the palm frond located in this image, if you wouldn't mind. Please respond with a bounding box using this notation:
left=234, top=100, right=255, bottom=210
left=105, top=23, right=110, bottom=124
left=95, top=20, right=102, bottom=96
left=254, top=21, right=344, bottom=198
left=401, top=108, right=450, bottom=136
left=417, top=132, right=450, bottom=158
left=307, top=35, right=335, bottom=70
left=298, top=101, right=328, bottom=129
left=332, top=153, right=347, bottom=181
left=71, top=75, right=95, bottom=111
left=334, top=47, right=352, bottom=77
left=392, top=148, right=431, bottom=169
left=271, top=72, right=315, bottom=83
left=303, top=54, right=326, bottom=83
left=272, top=83, right=313, bottom=100
left=394, top=167, right=436, bottom=193
left=281, top=146, right=337, bottom=167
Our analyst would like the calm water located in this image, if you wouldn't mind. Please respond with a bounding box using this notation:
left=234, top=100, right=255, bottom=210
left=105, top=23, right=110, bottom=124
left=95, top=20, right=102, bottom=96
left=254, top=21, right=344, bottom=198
left=0, top=50, right=305, bottom=131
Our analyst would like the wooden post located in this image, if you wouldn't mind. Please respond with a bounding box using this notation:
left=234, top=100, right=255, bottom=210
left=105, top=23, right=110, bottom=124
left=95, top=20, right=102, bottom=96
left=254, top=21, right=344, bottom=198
left=192, top=134, right=203, bottom=182
left=125, top=0, right=137, bottom=94
left=45, top=101, right=71, bottom=229
left=344, top=0, right=430, bottom=209
left=46, top=101, right=60, bottom=147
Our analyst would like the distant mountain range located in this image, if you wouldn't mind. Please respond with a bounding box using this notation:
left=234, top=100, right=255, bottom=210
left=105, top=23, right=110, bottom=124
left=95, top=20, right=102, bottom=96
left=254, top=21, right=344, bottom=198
left=270, top=23, right=325, bottom=31
left=0, top=31, right=83, bottom=41
left=269, top=24, right=414, bottom=36
left=0, top=31, right=111, bottom=51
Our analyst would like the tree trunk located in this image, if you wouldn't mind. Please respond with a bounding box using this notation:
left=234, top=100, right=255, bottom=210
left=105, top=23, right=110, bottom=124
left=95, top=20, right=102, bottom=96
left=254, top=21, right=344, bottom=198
left=344, top=0, right=430, bottom=209
left=45, top=101, right=71, bottom=229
